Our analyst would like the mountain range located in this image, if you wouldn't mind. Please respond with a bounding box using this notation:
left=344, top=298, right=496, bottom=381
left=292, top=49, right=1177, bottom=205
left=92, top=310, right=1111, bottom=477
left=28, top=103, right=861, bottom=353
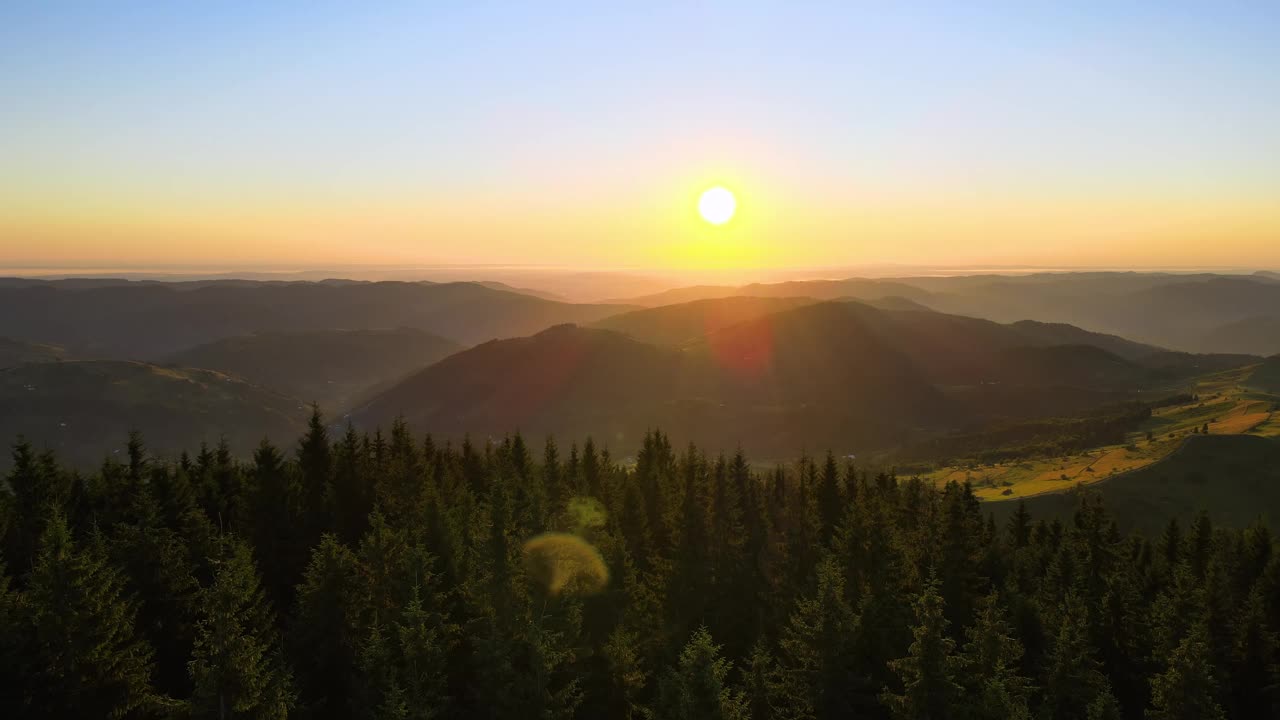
left=168, top=328, right=463, bottom=411
left=352, top=298, right=1258, bottom=456
left=1, top=272, right=1273, bottom=466
left=0, top=279, right=632, bottom=357
left=607, top=272, right=1280, bottom=355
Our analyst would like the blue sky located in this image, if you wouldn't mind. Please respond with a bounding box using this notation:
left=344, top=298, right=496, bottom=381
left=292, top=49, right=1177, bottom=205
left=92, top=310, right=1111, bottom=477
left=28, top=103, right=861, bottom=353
left=2, top=1, right=1278, bottom=270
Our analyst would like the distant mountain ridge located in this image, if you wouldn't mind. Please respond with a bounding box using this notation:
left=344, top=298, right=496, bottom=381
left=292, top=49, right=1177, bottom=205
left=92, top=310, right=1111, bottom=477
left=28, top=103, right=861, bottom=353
left=169, top=328, right=464, bottom=412
left=0, top=279, right=634, bottom=357
left=605, top=272, right=1280, bottom=354
left=354, top=299, right=1254, bottom=455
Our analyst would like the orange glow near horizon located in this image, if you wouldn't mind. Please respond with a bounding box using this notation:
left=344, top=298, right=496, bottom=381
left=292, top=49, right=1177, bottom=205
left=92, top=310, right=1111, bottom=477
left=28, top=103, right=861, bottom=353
left=4, top=5, right=1280, bottom=276
left=3, top=177, right=1280, bottom=274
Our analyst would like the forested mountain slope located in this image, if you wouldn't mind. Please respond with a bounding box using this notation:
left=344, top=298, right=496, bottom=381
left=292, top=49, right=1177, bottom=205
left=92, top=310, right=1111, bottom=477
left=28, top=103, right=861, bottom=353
left=0, top=360, right=306, bottom=466
left=0, top=338, right=67, bottom=368
left=1, top=423, right=1275, bottom=718
left=169, top=328, right=463, bottom=411
left=356, top=301, right=1238, bottom=455
left=592, top=296, right=818, bottom=346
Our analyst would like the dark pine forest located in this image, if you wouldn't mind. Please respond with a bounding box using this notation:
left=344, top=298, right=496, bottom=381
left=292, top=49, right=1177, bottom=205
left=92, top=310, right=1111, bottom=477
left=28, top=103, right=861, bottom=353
left=2, top=411, right=1278, bottom=719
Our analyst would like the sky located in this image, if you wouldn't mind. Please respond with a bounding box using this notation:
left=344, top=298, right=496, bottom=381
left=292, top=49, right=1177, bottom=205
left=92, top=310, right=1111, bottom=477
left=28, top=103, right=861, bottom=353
left=2, top=1, right=1278, bottom=276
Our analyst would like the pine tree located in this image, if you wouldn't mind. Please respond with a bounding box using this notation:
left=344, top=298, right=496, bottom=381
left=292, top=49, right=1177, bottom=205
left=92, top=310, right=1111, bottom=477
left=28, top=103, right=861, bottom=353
left=108, top=518, right=202, bottom=697
left=377, top=417, right=425, bottom=527
left=471, top=598, right=584, bottom=720
left=292, top=534, right=365, bottom=719
left=0, top=560, right=21, bottom=718
left=741, top=640, right=777, bottom=720
left=1039, top=595, right=1122, bottom=720
left=543, top=436, right=565, bottom=522
left=960, top=592, right=1032, bottom=720
left=297, top=405, right=333, bottom=539
left=1148, top=625, right=1226, bottom=720
left=882, top=577, right=963, bottom=720
left=772, top=555, right=861, bottom=720
left=654, top=626, right=749, bottom=720
left=331, top=424, right=374, bottom=545
left=816, top=451, right=843, bottom=546
left=354, top=585, right=452, bottom=720
left=23, top=513, right=162, bottom=717
left=1228, top=587, right=1280, bottom=717
left=189, top=537, right=295, bottom=720
left=601, top=626, right=649, bottom=720
left=4, top=440, right=66, bottom=571
left=247, top=439, right=305, bottom=614
left=936, top=481, right=988, bottom=635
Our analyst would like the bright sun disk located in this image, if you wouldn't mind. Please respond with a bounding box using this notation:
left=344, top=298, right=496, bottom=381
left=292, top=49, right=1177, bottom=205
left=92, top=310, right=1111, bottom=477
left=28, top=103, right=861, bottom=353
left=698, top=186, right=737, bottom=225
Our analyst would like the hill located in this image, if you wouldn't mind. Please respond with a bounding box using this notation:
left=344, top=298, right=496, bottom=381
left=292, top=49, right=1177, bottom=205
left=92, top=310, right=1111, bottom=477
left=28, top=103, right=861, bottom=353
left=0, top=279, right=633, bottom=357
left=861, top=295, right=934, bottom=312
left=598, top=295, right=1184, bottom=382
left=0, top=360, right=307, bottom=467
left=612, top=272, right=1280, bottom=354
left=169, top=328, right=464, bottom=412
left=351, top=324, right=692, bottom=446
left=592, top=296, right=817, bottom=346
left=354, top=301, right=1200, bottom=455
left=1246, top=356, right=1280, bottom=393
left=1199, top=315, right=1280, bottom=356
left=0, top=337, right=67, bottom=368
left=353, top=314, right=955, bottom=455
left=884, top=274, right=1280, bottom=354
left=608, top=278, right=933, bottom=307
left=988, top=434, right=1280, bottom=533
left=1005, top=320, right=1160, bottom=361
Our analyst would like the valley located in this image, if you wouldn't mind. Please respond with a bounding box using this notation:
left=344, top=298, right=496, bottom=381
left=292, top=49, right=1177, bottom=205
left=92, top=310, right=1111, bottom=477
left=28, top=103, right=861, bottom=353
left=920, top=363, right=1279, bottom=501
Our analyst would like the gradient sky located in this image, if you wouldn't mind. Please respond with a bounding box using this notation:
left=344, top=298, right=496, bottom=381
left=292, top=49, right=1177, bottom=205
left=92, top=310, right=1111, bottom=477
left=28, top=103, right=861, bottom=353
left=2, top=1, right=1278, bottom=274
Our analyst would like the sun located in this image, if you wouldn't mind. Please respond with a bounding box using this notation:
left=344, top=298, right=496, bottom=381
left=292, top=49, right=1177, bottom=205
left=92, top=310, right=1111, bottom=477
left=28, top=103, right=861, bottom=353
left=698, top=186, right=737, bottom=225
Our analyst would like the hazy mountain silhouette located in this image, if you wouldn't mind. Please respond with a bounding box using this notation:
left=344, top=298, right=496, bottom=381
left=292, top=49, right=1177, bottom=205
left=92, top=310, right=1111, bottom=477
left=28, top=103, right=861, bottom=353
left=351, top=324, right=696, bottom=446
left=353, top=300, right=1242, bottom=455
left=858, top=295, right=935, bottom=312
left=592, top=296, right=819, bottom=345
left=609, top=272, right=1280, bottom=354
left=608, top=278, right=932, bottom=307
left=1200, top=316, right=1280, bottom=356
left=0, top=279, right=634, bottom=357
left=169, top=328, right=463, bottom=412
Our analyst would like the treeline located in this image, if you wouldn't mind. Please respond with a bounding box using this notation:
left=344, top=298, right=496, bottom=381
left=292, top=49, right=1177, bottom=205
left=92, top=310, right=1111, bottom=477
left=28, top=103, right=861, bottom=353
left=1, top=413, right=1278, bottom=719
left=897, top=401, right=1155, bottom=468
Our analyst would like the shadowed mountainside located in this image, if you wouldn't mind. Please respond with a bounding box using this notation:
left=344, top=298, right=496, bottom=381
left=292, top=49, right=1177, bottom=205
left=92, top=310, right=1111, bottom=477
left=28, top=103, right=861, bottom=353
left=591, top=296, right=819, bottom=346
left=1245, top=356, right=1280, bottom=393
left=169, top=328, right=464, bottom=412
left=354, top=300, right=1250, bottom=455
left=0, top=360, right=307, bottom=466
left=988, top=434, right=1280, bottom=533
left=0, top=337, right=68, bottom=368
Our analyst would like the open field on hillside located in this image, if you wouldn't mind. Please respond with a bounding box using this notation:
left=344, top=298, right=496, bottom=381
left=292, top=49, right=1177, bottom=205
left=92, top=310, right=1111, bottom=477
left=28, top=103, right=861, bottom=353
left=922, top=364, right=1278, bottom=500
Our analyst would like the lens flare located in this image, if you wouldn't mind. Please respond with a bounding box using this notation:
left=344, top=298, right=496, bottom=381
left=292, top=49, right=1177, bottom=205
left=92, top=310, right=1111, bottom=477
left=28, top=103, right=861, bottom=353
left=522, top=533, right=609, bottom=595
